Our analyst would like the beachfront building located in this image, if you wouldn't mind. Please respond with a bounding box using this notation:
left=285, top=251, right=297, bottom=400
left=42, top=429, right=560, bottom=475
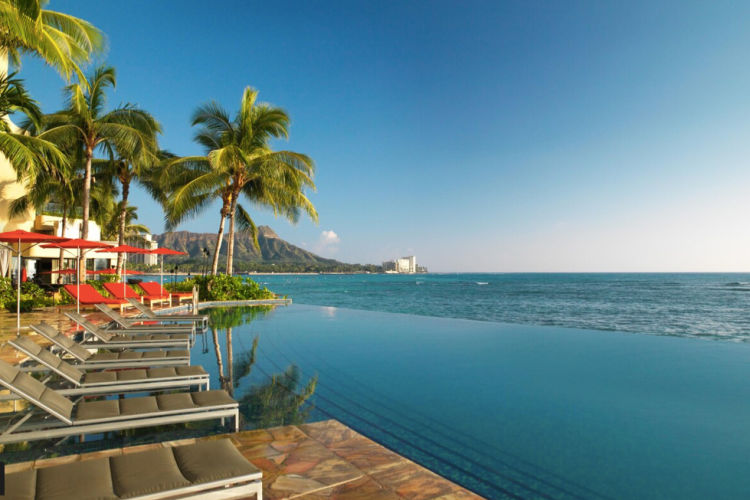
left=0, top=153, right=158, bottom=281
left=383, top=255, right=418, bottom=274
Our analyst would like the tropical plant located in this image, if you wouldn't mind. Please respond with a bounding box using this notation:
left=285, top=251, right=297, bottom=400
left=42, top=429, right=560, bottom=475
left=162, top=86, right=318, bottom=275
left=0, top=71, right=68, bottom=181
left=97, top=145, right=165, bottom=274
left=0, top=0, right=103, bottom=82
left=39, top=65, right=160, bottom=279
left=169, top=274, right=275, bottom=301
left=99, top=204, right=150, bottom=245
left=240, top=364, right=317, bottom=429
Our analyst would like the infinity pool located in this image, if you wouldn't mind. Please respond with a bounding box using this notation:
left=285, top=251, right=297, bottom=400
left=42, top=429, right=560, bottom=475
left=195, top=304, right=750, bottom=499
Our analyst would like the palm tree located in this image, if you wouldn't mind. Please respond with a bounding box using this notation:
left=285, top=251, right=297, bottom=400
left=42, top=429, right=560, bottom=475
left=40, top=66, right=159, bottom=279
left=100, top=204, right=150, bottom=246
left=0, top=71, right=68, bottom=179
left=164, top=87, right=318, bottom=275
left=98, top=132, right=163, bottom=274
left=0, top=0, right=103, bottom=82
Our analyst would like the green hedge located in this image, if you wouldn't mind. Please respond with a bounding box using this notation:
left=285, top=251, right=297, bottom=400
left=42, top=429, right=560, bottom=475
left=0, top=277, right=68, bottom=312
left=166, top=274, right=275, bottom=301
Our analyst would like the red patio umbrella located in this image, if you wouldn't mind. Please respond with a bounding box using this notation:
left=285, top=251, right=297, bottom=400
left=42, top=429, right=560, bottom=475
left=41, top=238, right=113, bottom=315
left=149, top=247, right=187, bottom=289
left=0, top=230, right=69, bottom=333
left=96, top=244, right=150, bottom=299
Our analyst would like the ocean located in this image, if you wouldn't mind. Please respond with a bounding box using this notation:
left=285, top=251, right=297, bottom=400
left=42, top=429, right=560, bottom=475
left=144, top=272, right=750, bottom=497
left=245, top=272, right=750, bottom=341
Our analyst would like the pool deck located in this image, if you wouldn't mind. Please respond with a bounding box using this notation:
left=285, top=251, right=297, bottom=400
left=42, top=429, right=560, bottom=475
left=0, top=307, right=483, bottom=499
left=4, top=420, right=482, bottom=499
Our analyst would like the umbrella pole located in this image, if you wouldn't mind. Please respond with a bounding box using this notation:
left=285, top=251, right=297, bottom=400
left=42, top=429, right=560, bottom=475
left=16, top=240, right=20, bottom=335
left=123, top=252, right=127, bottom=297
left=160, top=254, right=163, bottom=289
left=77, top=247, right=80, bottom=315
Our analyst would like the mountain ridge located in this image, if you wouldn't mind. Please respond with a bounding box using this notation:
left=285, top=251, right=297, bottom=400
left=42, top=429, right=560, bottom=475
left=153, top=226, right=338, bottom=264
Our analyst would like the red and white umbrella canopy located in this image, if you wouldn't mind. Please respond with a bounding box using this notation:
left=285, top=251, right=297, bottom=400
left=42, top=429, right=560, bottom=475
left=149, top=247, right=186, bottom=288
left=41, top=238, right=113, bottom=315
left=0, top=229, right=69, bottom=244
left=0, top=230, right=70, bottom=333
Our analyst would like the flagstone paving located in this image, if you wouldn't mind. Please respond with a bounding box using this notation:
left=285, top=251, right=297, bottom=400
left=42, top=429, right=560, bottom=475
left=6, top=420, right=483, bottom=499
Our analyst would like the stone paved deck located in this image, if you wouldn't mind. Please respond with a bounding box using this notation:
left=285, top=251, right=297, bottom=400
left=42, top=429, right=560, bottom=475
left=5, top=420, right=484, bottom=499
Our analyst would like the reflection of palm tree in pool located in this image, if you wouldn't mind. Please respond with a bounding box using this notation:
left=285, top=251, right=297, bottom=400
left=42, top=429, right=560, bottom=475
left=240, top=365, right=317, bottom=429
left=207, top=306, right=317, bottom=427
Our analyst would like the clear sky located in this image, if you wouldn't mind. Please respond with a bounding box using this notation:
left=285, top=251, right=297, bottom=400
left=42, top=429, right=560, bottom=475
left=17, top=1, right=750, bottom=272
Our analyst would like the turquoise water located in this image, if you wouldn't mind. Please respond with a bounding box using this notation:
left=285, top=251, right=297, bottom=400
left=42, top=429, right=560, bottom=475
left=240, top=273, right=750, bottom=341
left=198, top=304, right=750, bottom=499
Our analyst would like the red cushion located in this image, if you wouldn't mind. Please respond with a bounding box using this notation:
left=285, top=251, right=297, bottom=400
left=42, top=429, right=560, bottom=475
left=63, top=284, right=127, bottom=304
left=103, top=282, right=140, bottom=299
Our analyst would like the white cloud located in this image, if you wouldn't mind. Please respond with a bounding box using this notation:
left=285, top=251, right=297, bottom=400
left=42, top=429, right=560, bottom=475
left=320, top=230, right=340, bottom=244
left=312, top=230, right=341, bottom=256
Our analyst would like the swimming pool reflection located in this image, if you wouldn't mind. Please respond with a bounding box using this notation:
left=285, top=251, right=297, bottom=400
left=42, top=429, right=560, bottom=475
left=204, top=306, right=317, bottom=429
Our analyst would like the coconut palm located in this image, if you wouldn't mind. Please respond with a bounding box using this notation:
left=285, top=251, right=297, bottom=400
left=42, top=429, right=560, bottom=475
left=0, top=0, right=103, bottom=82
left=100, top=204, right=150, bottom=246
left=163, top=87, right=318, bottom=275
left=39, top=65, right=159, bottom=261
left=0, top=71, right=67, bottom=179
left=97, top=130, right=163, bottom=274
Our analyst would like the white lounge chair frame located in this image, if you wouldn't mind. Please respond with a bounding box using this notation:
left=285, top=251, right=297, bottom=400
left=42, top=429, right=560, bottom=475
left=8, top=336, right=209, bottom=396
left=127, top=297, right=209, bottom=329
left=31, top=323, right=190, bottom=369
left=92, top=305, right=196, bottom=334
left=62, top=313, right=192, bottom=349
left=0, top=359, right=238, bottom=445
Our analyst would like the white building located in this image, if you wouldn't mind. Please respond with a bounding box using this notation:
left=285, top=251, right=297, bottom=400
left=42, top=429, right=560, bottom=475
left=383, top=255, right=418, bottom=274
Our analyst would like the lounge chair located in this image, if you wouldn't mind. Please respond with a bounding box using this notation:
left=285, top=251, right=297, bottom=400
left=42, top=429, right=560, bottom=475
left=139, top=280, right=193, bottom=305
left=0, top=359, right=238, bottom=444
left=89, top=306, right=195, bottom=334
left=63, top=283, right=128, bottom=313
left=31, top=322, right=190, bottom=369
left=103, top=281, right=170, bottom=308
left=47, top=317, right=191, bottom=350
left=8, top=336, right=209, bottom=396
left=0, top=438, right=262, bottom=499
left=126, top=298, right=209, bottom=329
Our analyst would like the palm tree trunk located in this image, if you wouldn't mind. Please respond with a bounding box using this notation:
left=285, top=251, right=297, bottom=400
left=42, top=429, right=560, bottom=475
left=210, top=211, right=227, bottom=275
left=116, top=180, right=130, bottom=275
left=58, top=204, right=68, bottom=284
left=211, top=327, right=226, bottom=390
left=80, top=145, right=93, bottom=283
left=226, top=327, right=233, bottom=397
left=225, top=189, right=240, bottom=275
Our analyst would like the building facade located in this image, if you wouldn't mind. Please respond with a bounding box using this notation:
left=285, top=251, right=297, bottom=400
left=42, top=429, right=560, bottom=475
left=382, top=255, right=420, bottom=274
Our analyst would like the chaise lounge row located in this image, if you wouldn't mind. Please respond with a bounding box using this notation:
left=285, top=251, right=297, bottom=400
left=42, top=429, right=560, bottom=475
left=0, top=304, right=264, bottom=499
left=64, top=281, right=194, bottom=313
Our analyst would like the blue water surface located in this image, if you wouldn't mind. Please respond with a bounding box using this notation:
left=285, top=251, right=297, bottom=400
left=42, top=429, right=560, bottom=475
left=197, top=304, right=750, bottom=499
left=235, top=273, right=750, bottom=341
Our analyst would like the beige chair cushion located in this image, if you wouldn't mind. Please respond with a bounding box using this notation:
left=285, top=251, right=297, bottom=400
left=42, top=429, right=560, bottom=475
left=39, top=388, right=74, bottom=421
left=109, top=447, right=190, bottom=498
left=173, top=439, right=260, bottom=484
left=35, top=457, right=117, bottom=500
left=0, top=467, right=36, bottom=499
left=192, top=390, right=236, bottom=407
left=11, top=372, right=46, bottom=401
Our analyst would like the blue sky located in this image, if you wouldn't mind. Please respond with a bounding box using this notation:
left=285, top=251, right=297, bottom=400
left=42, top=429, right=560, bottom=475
left=17, top=1, right=750, bottom=271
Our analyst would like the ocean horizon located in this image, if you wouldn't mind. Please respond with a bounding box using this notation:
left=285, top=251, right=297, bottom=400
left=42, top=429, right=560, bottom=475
left=212, top=272, right=750, bottom=342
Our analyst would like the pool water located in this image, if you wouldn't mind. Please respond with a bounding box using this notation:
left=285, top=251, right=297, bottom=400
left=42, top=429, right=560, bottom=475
left=195, top=304, right=750, bottom=499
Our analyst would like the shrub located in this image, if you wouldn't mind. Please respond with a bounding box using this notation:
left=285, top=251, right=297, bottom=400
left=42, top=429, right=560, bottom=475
left=0, top=278, right=60, bottom=311
left=166, top=274, right=275, bottom=301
